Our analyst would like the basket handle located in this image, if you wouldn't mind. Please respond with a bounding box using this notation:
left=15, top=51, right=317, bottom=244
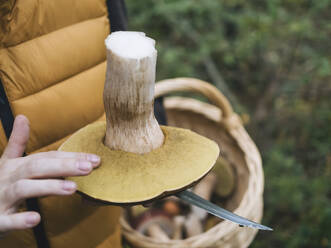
left=155, top=77, right=234, bottom=118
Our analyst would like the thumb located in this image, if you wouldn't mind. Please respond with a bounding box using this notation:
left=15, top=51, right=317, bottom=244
left=2, top=115, right=30, bottom=159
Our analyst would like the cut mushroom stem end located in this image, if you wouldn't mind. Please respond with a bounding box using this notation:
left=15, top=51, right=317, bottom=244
left=104, top=31, right=164, bottom=154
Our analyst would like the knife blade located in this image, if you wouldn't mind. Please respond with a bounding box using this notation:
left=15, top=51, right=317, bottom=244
left=176, top=190, right=273, bottom=231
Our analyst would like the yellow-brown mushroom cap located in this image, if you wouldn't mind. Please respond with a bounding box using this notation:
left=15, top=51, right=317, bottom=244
left=59, top=121, right=219, bottom=205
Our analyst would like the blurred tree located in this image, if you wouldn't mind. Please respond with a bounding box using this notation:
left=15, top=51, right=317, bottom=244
left=125, top=0, right=331, bottom=247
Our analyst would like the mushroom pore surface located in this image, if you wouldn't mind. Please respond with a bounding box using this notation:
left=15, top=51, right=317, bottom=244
left=60, top=122, right=219, bottom=204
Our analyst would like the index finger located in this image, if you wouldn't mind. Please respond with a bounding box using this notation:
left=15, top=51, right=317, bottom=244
left=28, top=151, right=100, bottom=164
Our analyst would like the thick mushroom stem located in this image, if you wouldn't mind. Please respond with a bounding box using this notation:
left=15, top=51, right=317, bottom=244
left=147, top=224, right=170, bottom=241
left=172, top=216, right=185, bottom=240
left=103, top=31, right=164, bottom=154
left=134, top=210, right=174, bottom=241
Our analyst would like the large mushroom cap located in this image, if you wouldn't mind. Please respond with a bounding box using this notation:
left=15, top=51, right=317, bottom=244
left=59, top=122, right=219, bottom=204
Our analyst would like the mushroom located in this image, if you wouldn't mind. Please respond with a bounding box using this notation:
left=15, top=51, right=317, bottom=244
left=130, top=205, right=149, bottom=218
left=185, top=173, right=217, bottom=237
left=211, top=157, right=235, bottom=198
left=172, top=216, right=185, bottom=240
left=133, top=209, right=174, bottom=241
left=163, top=199, right=181, bottom=216
left=184, top=212, right=204, bottom=237
left=59, top=31, right=219, bottom=205
left=161, top=196, right=190, bottom=216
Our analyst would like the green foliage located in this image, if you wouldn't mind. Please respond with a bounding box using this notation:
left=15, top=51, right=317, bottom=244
left=126, top=0, right=331, bottom=247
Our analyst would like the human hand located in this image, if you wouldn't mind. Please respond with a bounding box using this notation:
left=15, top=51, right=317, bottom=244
left=0, top=115, right=100, bottom=234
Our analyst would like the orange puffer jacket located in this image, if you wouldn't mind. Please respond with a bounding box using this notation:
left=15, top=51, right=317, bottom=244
left=0, top=0, right=123, bottom=247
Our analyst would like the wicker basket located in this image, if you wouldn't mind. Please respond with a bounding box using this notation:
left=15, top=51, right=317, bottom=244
left=120, top=78, right=264, bottom=248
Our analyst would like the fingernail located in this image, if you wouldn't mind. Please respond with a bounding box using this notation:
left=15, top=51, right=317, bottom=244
left=62, top=181, right=76, bottom=191
left=87, top=154, right=100, bottom=163
left=26, top=213, right=39, bottom=226
left=78, top=161, right=92, bottom=171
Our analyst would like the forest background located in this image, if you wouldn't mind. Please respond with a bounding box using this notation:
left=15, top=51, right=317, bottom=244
left=125, top=0, right=331, bottom=247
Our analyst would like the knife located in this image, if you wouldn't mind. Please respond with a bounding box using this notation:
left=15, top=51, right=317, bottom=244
left=176, top=190, right=273, bottom=231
